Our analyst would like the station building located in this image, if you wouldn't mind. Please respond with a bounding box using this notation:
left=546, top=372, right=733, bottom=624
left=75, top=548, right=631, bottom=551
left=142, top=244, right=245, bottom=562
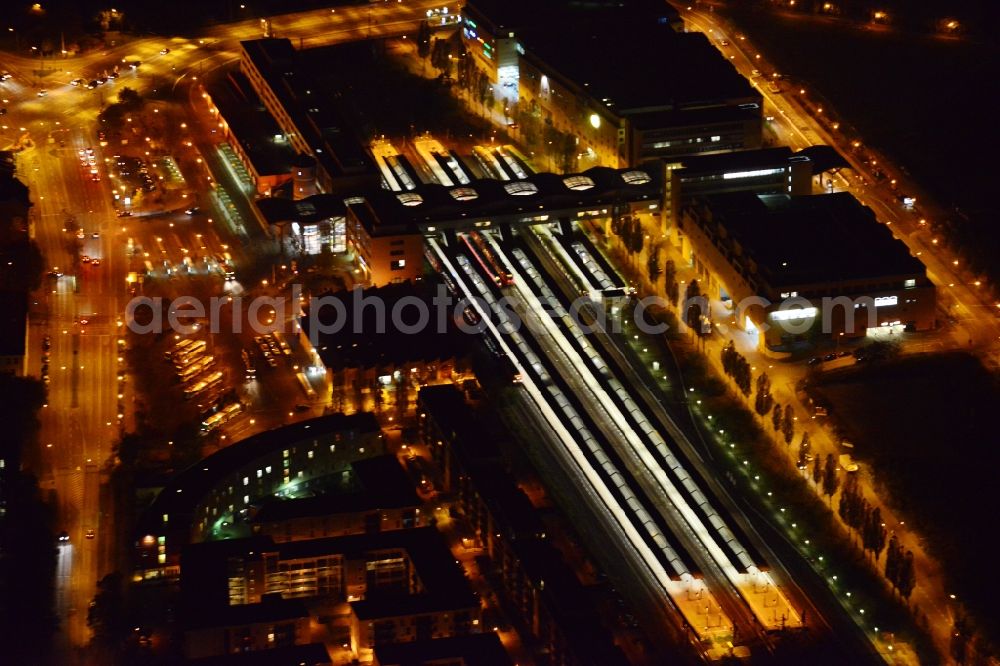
left=257, top=164, right=662, bottom=287
left=676, top=191, right=936, bottom=350
left=460, top=0, right=762, bottom=167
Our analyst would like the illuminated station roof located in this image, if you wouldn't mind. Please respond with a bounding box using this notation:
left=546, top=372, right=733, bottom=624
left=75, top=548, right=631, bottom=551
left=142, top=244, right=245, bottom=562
left=255, top=164, right=660, bottom=232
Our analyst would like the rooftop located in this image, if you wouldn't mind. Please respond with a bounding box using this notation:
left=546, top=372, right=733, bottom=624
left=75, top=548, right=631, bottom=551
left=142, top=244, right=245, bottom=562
left=509, top=539, right=629, bottom=666
left=667, top=146, right=797, bottom=175
left=692, top=191, right=927, bottom=289
left=469, top=467, right=546, bottom=541
left=300, top=282, right=472, bottom=371
left=137, top=412, right=380, bottom=537
left=183, top=528, right=477, bottom=621
left=184, top=594, right=308, bottom=631
left=418, top=385, right=504, bottom=466
left=250, top=454, right=420, bottom=524
left=463, top=0, right=756, bottom=113
left=0, top=173, right=30, bottom=208
left=665, top=144, right=845, bottom=178
left=373, top=633, right=512, bottom=666
left=240, top=39, right=374, bottom=181
left=207, top=71, right=298, bottom=177
left=257, top=164, right=660, bottom=234
left=187, top=643, right=331, bottom=666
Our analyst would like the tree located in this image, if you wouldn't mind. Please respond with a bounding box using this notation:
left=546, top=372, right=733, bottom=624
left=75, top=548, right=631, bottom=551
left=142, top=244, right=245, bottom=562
left=772, top=403, right=784, bottom=434
left=430, top=38, right=453, bottom=77
left=811, top=449, right=822, bottom=484
left=754, top=372, right=774, bottom=416
left=315, top=242, right=335, bottom=274
left=88, top=572, right=129, bottom=649
left=631, top=219, right=645, bottom=254
left=457, top=47, right=475, bottom=89
left=838, top=480, right=851, bottom=522
left=885, top=534, right=901, bottom=590
left=647, top=244, right=661, bottom=281
left=117, top=86, right=143, bottom=111
left=822, top=453, right=840, bottom=502
left=663, top=259, right=678, bottom=307
left=115, top=432, right=144, bottom=468
left=781, top=404, right=795, bottom=444
left=864, top=506, right=888, bottom=562
left=898, top=550, right=916, bottom=600
left=416, top=20, right=432, bottom=59
left=684, top=279, right=705, bottom=334
left=838, top=473, right=867, bottom=537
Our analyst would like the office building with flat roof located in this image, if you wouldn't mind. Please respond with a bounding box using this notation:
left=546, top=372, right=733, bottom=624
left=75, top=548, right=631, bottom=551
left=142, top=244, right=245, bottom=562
left=202, top=71, right=300, bottom=197
left=678, top=191, right=936, bottom=350
left=239, top=38, right=379, bottom=195
left=461, top=0, right=762, bottom=167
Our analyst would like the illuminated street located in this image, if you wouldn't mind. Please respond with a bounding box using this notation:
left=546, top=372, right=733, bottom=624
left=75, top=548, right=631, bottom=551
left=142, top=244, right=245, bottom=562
left=1, top=1, right=995, bottom=664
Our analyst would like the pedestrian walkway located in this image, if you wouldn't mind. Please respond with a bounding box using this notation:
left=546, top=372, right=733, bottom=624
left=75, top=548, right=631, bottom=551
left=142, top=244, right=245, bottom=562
left=218, top=143, right=254, bottom=194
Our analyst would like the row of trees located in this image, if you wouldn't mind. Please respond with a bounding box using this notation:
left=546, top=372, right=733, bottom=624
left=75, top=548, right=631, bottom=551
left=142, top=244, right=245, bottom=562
left=836, top=453, right=918, bottom=600
left=885, top=534, right=917, bottom=600
left=721, top=340, right=752, bottom=396
left=838, top=474, right=888, bottom=561
left=683, top=280, right=707, bottom=335
left=810, top=453, right=841, bottom=503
